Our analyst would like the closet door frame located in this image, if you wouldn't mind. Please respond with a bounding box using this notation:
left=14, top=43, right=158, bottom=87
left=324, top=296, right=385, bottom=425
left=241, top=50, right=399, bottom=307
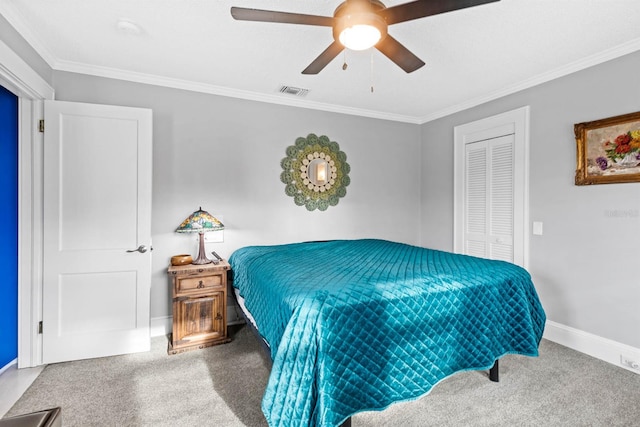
left=453, top=106, right=530, bottom=268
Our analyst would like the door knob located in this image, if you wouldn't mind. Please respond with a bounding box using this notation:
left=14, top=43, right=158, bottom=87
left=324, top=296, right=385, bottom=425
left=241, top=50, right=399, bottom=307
left=126, top=245, right=149, bottom=253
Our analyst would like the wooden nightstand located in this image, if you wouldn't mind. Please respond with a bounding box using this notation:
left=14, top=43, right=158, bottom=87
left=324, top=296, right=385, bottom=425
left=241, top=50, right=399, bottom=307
left=167, top=261, right=231, bottom=354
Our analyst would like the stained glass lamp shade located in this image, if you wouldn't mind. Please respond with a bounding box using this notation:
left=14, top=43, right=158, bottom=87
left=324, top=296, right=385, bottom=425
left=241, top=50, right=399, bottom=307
left=176, top=207, right=224, bottom=264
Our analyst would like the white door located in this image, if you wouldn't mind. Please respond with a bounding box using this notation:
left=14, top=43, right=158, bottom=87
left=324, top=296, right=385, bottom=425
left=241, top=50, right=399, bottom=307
left=453, top=106, right=529, bottom=268
left=42, top=100, right=153, bottom=364
left=464, top=135, right=515, bottom=262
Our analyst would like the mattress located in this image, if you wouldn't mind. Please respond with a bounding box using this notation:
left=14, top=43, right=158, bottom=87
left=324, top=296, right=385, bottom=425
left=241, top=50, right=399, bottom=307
left=234, top=287, right=267, bottom=348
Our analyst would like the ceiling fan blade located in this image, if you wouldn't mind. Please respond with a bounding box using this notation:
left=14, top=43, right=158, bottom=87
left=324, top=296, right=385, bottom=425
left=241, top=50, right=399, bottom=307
left=376, top=35, right=425, bottom=73
left=378, top=0, right=500, bottom=25
left=230, top=7, right=333, bottom=26
left=302, top=41, right=344, bottom=74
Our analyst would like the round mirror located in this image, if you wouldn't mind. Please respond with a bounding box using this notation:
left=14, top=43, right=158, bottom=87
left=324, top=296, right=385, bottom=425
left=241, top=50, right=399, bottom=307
left=308, top=158, right=328, bottom=185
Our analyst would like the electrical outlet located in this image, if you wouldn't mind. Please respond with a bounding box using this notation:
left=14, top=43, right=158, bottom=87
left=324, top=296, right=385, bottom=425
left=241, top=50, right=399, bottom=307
left=620, top=354, right=640, bottom=371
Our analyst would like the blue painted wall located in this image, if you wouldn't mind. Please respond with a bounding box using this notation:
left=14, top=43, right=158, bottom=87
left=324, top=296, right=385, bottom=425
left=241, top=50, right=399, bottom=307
left=0, top=85, right=18, bottom=368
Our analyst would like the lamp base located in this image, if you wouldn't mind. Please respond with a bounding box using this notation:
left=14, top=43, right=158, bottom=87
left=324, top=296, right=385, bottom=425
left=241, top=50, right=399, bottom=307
left=191, top=232, right=212, bottom=265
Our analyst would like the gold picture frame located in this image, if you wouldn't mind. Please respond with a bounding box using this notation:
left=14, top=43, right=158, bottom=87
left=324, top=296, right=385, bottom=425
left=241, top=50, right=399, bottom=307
left=575, top=111, right=640, bottom=185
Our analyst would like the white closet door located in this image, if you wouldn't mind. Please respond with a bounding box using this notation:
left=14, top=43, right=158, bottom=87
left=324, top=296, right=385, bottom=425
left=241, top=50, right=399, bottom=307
left=464, top=142, right=488, bottom=257
left=464, top=134, right=515, bottom=262
left=453, top=106, right=529, bottom=268
left=488, top=136, right=515, bottom=262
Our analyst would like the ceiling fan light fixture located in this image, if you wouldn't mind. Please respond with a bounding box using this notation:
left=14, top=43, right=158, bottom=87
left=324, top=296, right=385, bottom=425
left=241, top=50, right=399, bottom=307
left=233, top=0, right=498, bottom=74
left=335, top=13, right=387, bottom=51
left=339, top=24, right=380, bottom=50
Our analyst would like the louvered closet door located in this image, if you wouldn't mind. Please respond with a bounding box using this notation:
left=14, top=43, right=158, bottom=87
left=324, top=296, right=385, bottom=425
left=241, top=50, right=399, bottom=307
left=464, top=134, right=515, bottom=262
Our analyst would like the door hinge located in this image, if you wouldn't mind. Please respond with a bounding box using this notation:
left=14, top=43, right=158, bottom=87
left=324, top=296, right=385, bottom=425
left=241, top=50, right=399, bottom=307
left=38, top=119, right=44, bottom=133
left=38, top=321, right=43, bottom=334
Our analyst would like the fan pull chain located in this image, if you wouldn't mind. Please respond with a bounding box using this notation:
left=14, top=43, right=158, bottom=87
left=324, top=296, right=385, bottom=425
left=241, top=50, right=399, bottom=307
left=370, top=52, right=374, bottom=93
left=342, top=50, right=348, bottom=71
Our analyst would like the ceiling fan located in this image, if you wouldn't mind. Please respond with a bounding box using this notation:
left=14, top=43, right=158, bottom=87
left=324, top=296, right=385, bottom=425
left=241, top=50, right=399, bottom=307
left=231, top=0, right=499, bottom=74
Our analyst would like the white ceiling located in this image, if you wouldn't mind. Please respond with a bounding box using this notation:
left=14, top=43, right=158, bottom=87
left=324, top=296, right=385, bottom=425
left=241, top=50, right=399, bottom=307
left=2, top=0, right=640, bottom=123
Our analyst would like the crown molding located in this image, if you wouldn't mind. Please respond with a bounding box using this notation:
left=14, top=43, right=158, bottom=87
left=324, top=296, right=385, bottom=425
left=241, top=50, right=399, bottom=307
left=53, top=59, right=422, bottom=124
left=419, top=37, right=640, bottom=124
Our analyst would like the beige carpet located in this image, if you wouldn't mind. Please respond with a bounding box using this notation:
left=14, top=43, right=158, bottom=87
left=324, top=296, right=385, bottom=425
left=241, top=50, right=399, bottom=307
left=5, top=324, right=640, bottom=426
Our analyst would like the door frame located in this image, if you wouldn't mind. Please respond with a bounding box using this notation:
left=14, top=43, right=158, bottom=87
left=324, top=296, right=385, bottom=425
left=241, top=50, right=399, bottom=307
left=453, top=106, right=530, bottom=268
left=0, top=39, right=54, bottom=367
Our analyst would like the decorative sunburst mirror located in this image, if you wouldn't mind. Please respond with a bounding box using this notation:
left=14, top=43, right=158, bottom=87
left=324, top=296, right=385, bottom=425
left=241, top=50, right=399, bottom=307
left=280, top=134, right=351, bottom=211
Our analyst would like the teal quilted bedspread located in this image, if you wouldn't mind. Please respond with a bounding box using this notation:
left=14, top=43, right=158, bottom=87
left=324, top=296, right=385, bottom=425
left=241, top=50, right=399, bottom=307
left=229, top=239, right=545, bottom=427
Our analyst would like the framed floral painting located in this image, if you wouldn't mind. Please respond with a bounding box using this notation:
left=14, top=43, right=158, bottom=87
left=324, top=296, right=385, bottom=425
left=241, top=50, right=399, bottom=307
left=575, top=111, right=640, bottom=185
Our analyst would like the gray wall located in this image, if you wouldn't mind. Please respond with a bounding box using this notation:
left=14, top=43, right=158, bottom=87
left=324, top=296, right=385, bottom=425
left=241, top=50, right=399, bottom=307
left=420, top=50, right=640, bottom=349
left=53, top=71, right=422, bottom=319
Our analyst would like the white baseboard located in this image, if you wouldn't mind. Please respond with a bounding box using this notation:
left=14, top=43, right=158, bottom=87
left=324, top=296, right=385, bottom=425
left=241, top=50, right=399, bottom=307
left=150, top=316, right=172, bottom=338
left=0, top=359, right=17, bottom=377
left=0, top=362, right=45, bottom=418
left=543, top=320, right=640, bottom=375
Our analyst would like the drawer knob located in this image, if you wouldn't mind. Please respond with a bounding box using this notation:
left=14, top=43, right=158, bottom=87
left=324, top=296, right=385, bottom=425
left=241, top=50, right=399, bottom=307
left=197, top=280, right=204, bottom=288
left=215, top=313, right=223, bottom=320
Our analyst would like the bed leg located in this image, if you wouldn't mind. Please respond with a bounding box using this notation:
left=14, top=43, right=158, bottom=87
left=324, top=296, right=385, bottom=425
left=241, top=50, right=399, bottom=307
left=489, top=360, right=499, bottom=382
left=339, top=416, right=352, bottom=427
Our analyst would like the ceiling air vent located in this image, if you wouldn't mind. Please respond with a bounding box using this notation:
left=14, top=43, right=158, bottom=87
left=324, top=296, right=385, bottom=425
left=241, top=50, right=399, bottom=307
left=279, top=85, right=309, bottom=97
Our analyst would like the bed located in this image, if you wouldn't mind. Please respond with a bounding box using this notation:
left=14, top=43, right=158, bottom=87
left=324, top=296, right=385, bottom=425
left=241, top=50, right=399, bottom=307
left=229, top=239, right=545, bottom=427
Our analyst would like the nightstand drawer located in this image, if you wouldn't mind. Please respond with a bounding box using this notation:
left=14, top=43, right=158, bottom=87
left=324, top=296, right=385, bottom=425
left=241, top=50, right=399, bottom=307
left=176, top=273, right=224, bottom=295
